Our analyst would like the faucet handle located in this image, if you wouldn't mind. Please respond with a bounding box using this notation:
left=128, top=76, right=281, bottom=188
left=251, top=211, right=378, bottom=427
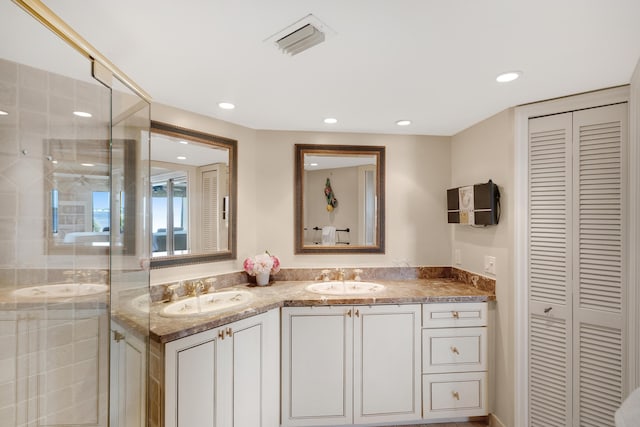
left=165, top=283, right=181, bottom=301
left=203, top=278, right=217, bottom=294
left=353, top=269, right=363, bottom=281
left=194, top=280, right=205, bottom=294
left=320, top=269, right=331, bottom=281
left=185, top=280, right=204, bottom=297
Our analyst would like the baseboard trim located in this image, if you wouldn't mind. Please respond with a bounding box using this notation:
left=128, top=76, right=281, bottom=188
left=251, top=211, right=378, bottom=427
left=490, top=413, right=507, bottom=427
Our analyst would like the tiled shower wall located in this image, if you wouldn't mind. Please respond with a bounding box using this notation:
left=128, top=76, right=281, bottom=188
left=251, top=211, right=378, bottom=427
left=0, top=58, right=111, bottom=427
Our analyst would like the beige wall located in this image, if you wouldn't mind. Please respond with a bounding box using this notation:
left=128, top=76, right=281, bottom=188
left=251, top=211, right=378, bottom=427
left=150, top=103, right=259, bottom=283
left=253, top=130, right=452, bottom=268
left=450, top=108, right=515, bottom=427
left=150, top=104, right=452, bottom=281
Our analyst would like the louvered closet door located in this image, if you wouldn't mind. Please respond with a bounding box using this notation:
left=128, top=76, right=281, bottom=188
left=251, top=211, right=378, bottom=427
left=527, top=103, right=628, bottom=427
left=201, top=168, right=219, bottom=251
left=528, top=112, right=573, bottom=427
left=572, top=104, right=627, bottom=427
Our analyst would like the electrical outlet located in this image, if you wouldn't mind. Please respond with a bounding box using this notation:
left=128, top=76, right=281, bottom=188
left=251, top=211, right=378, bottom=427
left=454, top=249, right=461, bottom=265
left=484, top=255, right=496, bottom=275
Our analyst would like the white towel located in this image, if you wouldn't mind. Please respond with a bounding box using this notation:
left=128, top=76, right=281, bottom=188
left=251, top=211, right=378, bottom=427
left=321, top=226, right=336, bottom=245
left=616, top=387, right=640, bottom=427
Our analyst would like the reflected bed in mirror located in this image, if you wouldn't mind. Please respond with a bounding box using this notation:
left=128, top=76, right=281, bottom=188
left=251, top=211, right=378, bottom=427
left=45, top=138, right=137, bottom=255
left=150, top=121, right=237, bottom=268
left=295, top=144, right=385, bottom=254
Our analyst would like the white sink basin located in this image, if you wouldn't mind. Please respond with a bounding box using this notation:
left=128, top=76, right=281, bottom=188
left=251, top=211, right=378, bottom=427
left=130, top=294, right=151, bottom=313
left=13, top=283, right=108, bottom=299
left=306, top=281, right=385, bottom=296
left=160, top=290, right=253, bottom=318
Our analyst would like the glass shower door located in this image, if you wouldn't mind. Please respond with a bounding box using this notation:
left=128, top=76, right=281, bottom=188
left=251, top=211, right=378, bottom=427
left=0, top=4, right=113, bottom=425
left=0, top=2, right=151, bottom=427
left=108, top=79, right=150, bottom=427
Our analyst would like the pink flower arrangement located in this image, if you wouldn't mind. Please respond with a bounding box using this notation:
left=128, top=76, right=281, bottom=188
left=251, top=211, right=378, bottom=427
left=243, top=251, right=281, bottom=276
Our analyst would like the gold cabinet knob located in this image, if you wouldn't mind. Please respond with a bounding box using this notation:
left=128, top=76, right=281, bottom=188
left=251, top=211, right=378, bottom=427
left=451, top=346, right=459, bottom=355
left=452, top=391, right=460, bottom=400
left=452, top=311, right=460, bottom=319
left=355, top=309, right=360, bottom=318
left=347, top=309, right=352, bottom=317
left=226, top=327, right=233, bottom=337
left=113, top=330, right=125, bottom=343
left=218, top=330, right=225, bottom=340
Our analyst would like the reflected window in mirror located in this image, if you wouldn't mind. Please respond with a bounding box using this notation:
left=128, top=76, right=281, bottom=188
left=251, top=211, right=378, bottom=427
left=149, top=121, right=237, bottom=268
left=295, top=144, right=385, bottom=254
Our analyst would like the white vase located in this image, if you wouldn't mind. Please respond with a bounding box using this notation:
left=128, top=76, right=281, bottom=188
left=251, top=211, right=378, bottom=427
left=256, top=272, right=270, bottom=286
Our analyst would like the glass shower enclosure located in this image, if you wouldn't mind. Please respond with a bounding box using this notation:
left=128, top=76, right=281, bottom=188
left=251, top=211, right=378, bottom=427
left=0, top=1, right=151, bottom=426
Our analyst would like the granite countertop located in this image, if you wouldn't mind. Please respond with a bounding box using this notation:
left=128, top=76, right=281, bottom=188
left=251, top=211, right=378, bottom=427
left=126, top=278, right=495, bottom=343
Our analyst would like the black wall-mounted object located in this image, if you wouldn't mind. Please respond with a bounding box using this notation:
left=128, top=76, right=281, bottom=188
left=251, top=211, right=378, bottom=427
left=447, top=180, right=500, bottom=226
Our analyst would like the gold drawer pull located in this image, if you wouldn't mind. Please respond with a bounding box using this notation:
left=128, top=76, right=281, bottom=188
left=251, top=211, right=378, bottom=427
left=452, top=311, right=460, bottom=319
left=452, top=391, right=460, bottom=400
left=218, top=330, right=225, bottom=340
left=226, top=327, right=233, bottom=337
left=355, top=309, right=360, bottom=318
left=451, top=346, right=459, bottom=355
left=347, top=309, right=352, bottom=317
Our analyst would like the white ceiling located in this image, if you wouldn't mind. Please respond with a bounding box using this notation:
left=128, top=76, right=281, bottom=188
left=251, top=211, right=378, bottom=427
left=6, top=0, right=640, bottom=136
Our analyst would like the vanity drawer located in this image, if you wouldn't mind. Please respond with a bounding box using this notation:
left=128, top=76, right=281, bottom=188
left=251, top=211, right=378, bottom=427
left=422, top=371, right=487, bottom=419
left=422, top=302, right=487, bottom=328
left=422, top=327, right=487, bottom=373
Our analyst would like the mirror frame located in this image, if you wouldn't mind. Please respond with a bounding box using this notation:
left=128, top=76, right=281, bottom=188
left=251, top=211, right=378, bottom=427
left=294, top=144, right=385, bottom=254
left=150, top=121, right=237, bottom=268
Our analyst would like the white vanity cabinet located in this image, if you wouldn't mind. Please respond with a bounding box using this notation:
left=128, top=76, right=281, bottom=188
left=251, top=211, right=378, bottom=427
left=281, top=304, right=421, bottom=427
left=421, top=302, right=488, bottom=419
left=164, top=309, right=279, bottom=427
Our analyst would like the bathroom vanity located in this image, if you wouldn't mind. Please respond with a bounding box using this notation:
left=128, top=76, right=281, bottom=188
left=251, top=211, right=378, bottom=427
left=140, top=275, right=494, bottom=427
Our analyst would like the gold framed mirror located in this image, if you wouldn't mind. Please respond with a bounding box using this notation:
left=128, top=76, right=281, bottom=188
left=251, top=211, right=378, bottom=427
left=295, top=144, right=385, bottom=254
left=150, top=121, right=237, bottom=268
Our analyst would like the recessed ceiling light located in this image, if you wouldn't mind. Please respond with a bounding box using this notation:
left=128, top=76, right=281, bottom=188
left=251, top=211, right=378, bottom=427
left=310, top=162, right=319, bottom=167
left=52, top=160, right=58, bottom=164
left=396, top=120, right=411, bottom=126
left=218, top=102, right=235, bottom=110
left=177, top=156, right=187, bottom=160
left=324, top=117, right=338, bottom=124
left=179, top=140, right=189, bottom=145
left=73, top=111, right=92, bottom=118
left=0, top=110, right=8, bottom=116
left=81, top=163, right=95, bottom=167
left=496, top=71, right=522, bottom=83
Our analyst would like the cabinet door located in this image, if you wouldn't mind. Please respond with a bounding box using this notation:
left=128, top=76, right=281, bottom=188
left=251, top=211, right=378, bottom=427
left=111, top=322, right=147, bottom=427
left=353, top=304, right=421, bottom=424
left=165, top=328, right=222, bottom=427
left=281, top=306, right=353, bottom=426
left=231, top=309, right=279, bottom=427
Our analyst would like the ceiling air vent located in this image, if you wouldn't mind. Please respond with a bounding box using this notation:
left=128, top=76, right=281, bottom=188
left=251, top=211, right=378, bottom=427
left=276, top=24, right=325, bottom=56
left=265, top=14, right=334, bottom=56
